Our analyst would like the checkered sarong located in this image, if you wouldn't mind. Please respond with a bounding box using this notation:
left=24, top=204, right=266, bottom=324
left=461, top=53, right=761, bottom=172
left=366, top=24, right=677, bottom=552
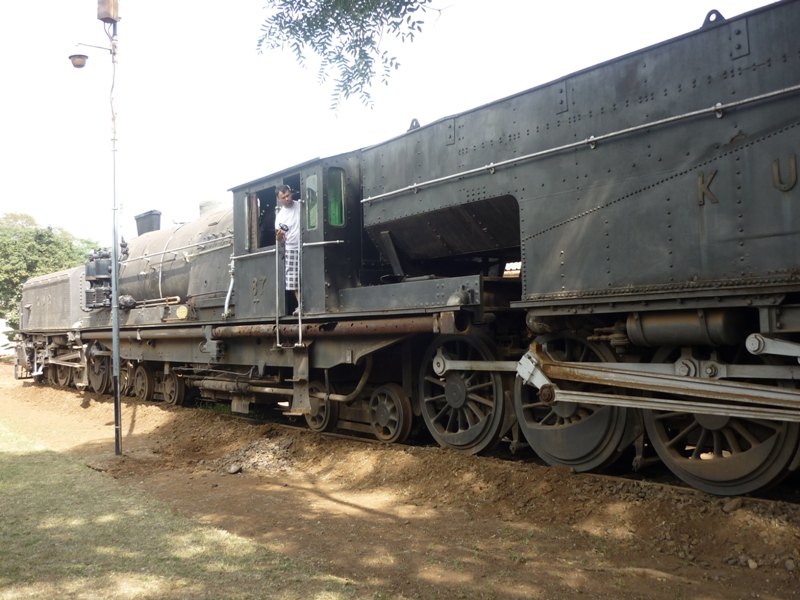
left=284, top=247, right=299, bottom=291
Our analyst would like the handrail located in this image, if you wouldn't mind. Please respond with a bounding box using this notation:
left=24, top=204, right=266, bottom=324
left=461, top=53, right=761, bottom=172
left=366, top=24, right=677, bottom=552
left=361, top=83, right=800, bottom=204
left=232, top=247, right=275, bottom=261
left=119, top=235, right=233, bottom=264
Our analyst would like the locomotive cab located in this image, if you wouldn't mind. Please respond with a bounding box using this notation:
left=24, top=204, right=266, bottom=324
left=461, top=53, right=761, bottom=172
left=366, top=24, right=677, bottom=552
left=230, top=153, right=362, bottom=319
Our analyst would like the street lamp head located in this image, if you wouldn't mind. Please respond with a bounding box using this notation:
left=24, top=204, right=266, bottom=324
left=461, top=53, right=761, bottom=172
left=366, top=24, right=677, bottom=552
left=69, top=54, right=89, bottom=68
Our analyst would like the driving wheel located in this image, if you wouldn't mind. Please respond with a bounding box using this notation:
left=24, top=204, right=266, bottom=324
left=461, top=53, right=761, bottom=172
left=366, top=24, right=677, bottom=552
left=419, top=334, right=506, bottom=455
left=514, top=333, right=634, bottom=472
left=643, top=348, right=800, bottom=496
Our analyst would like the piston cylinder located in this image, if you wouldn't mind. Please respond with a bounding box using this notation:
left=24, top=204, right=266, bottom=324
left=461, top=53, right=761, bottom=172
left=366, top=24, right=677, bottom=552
left=626, top=309, right=744, bottom=347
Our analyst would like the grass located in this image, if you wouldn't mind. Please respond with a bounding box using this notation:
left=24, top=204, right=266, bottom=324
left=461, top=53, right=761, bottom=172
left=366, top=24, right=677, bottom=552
left=0, top=421, right=357, bottom=600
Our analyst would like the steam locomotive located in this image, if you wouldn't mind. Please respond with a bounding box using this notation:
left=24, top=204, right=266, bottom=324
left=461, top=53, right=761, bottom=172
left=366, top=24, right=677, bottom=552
left=16, top=1, right=800, bottom=496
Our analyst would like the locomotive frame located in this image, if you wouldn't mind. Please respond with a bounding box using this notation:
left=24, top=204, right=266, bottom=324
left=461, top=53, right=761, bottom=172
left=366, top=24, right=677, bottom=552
left=15, top=0, right=800, bottom=496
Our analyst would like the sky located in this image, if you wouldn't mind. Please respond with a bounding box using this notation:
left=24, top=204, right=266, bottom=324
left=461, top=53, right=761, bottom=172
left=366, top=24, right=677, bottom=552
left=0, top=0, right=777, bottom=247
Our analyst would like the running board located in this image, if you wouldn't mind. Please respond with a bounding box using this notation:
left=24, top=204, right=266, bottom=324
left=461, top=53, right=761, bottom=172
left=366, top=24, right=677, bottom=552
left=517, top=343, right=800, bottom=417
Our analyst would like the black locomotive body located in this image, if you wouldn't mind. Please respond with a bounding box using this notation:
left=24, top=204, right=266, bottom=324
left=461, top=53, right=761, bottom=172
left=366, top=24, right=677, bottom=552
left=16, top=1, right=800, bottom=495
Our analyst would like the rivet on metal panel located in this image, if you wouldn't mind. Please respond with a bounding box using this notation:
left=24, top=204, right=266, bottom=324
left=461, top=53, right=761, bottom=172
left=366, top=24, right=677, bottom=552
left=730, top=19, right=749, bottom=58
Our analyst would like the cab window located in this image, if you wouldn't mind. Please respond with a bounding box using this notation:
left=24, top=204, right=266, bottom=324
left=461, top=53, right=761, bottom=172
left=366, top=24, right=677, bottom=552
left=306, top=174, right=318, bottom=230
left=327, top=168, right=345, bottom=227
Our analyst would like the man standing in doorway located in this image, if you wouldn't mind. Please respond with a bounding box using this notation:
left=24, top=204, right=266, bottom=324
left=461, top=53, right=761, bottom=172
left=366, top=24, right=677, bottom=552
left=274, top=184, right=300, bottom=311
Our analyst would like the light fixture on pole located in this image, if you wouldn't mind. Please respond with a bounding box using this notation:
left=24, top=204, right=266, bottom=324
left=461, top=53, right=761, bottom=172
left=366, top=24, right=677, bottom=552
left=68, top=54, right=88, bottom=68
left=70, top=0, right=123, bottom=456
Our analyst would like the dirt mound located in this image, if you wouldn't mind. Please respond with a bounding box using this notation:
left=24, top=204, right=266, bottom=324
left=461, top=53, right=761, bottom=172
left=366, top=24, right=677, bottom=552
left=2, top=363, right=800, bottom=599
left=213, top=432, right=298, bottom=476
left=108, top=390, right=800, bottom=578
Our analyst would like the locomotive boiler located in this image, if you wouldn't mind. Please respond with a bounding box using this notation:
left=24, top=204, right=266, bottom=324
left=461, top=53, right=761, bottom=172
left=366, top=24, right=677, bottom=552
left=16, top=0, right=800, bottom=496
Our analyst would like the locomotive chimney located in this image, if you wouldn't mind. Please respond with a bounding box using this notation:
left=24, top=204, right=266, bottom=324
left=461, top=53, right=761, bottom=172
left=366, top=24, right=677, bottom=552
left=134, top=210, right=162, bottom=236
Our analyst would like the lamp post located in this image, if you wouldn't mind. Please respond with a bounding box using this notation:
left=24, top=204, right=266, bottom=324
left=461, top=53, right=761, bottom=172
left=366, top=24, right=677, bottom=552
left=71, top=0, right=122, bottom=455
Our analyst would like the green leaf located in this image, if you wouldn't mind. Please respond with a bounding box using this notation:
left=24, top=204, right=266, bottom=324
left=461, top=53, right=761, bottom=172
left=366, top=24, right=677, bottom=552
left=257, top=0, right=435, bottom=109
left=0, top=214, right=98, bottom=342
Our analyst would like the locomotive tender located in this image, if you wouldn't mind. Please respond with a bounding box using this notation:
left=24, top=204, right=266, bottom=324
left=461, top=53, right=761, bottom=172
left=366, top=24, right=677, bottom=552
left=15, top=1, right=800, bottom=495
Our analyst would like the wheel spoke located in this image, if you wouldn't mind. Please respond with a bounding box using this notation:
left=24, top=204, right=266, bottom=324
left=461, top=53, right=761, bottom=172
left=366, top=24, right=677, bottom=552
left=465, top=400, right=487, bottom=422
left=455, top=408, right=468, bottom=431
left=730, top=419, right=761, bottom=449
left=425, top=393, right=447, bottom=403
left=466, top=392, right=493, bottom=407
left=750, top=419, right=783, bottom=432
left=722, top=427, right=742, bottom=455
left=425, top=375, right=445, bottom=388
left=463, top=371, right=480, bottom=386
left=666, top=419, right=699, bottom=450
left=712, top=430, right=723, bottom=457
left=691, top=429, right=709, bottom=459
left=458, top=408, right=471, bottom=430
left=433, top=404, right=450, bottom=424
left=466, top=380, right=493, bottom=393
left=539, top=409, right=557, bottom=425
